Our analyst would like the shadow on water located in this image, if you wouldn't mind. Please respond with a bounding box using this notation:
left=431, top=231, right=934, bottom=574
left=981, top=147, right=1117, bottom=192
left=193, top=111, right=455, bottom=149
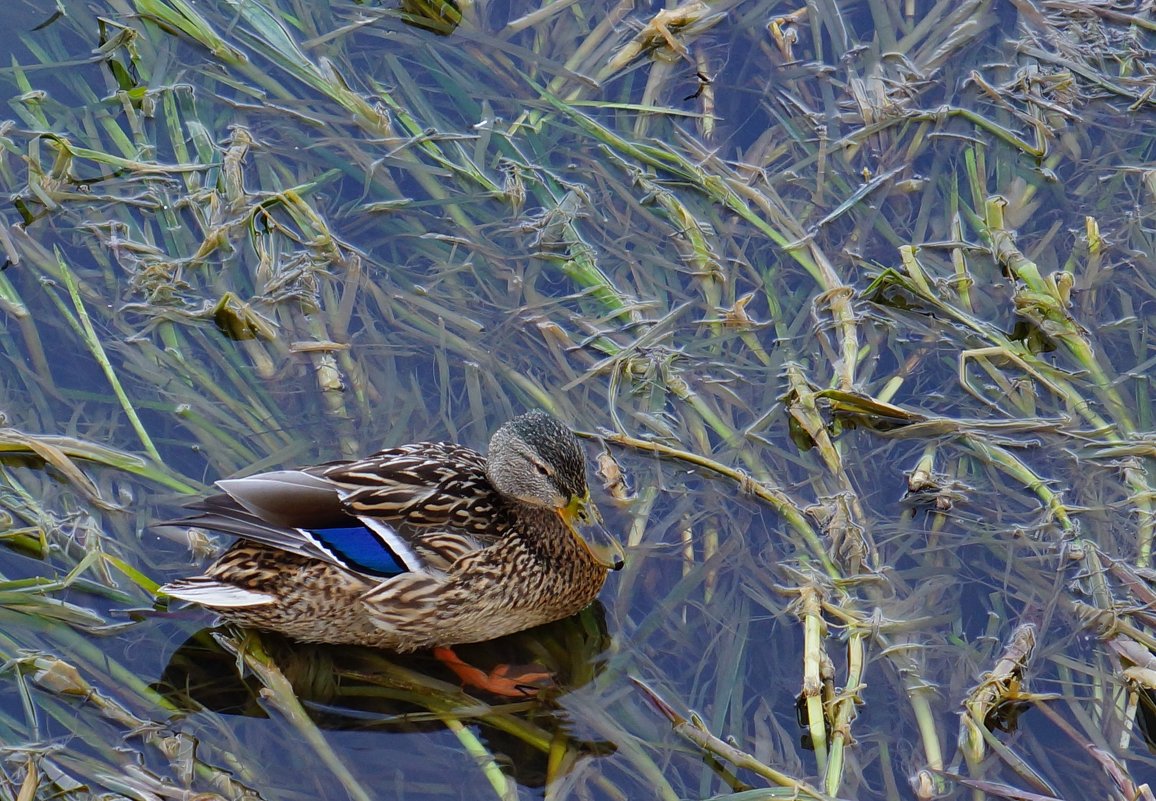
left=154, top=607, right=615, bottom=793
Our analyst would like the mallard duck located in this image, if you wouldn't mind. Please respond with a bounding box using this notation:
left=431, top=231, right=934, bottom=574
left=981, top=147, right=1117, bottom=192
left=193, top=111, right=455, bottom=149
left=160, top=411, right=622, bottom=661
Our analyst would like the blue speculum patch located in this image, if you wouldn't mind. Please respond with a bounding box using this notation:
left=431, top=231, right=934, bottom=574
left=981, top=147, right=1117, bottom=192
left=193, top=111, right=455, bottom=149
left=306, top=525, right=407, bottom=577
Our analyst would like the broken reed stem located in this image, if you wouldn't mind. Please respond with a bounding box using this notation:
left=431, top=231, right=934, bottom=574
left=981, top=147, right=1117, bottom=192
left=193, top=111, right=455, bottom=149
left=983, top=197, right=1132, bottom=433
left=54, top=250, right=163, bottom=464
left=595, top=430, right=839, bottom=576
left=630, top=678, right=834, bottom=801
left=824, top=627, right=866, bottom=795
left=228, top=637, right=376, bottom=801
left=441, top=716, right=517, bottom=801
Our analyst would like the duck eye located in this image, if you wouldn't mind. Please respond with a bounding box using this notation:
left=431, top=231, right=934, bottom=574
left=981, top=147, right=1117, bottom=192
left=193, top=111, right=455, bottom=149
left=533, top=462, right=551, bottom=477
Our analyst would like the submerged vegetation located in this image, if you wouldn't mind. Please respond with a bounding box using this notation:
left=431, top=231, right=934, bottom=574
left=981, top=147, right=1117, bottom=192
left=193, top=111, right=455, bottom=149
left=0, top=0, right=1154, bottom=798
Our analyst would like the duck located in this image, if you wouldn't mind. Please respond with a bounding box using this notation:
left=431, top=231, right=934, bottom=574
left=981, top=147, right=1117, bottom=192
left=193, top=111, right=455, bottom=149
left=160, top=411, right=622, bottom=693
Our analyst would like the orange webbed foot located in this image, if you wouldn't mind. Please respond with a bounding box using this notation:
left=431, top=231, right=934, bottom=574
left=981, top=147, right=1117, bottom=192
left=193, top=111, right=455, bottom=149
left=433, top=646, right=555, bottom=698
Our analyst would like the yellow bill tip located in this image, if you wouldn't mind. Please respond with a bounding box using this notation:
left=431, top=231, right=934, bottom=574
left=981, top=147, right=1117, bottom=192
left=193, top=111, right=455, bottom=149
left=559, top=497, right=624, bottom=571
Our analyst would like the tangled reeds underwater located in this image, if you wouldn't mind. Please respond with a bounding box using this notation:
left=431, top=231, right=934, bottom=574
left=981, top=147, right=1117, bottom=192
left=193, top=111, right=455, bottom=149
left=0, top=1, right=1154, bottom=799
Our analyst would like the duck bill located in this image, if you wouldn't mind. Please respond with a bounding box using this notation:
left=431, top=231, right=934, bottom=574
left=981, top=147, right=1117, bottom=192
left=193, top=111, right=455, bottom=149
left=560, top=494, right=625, bottom=571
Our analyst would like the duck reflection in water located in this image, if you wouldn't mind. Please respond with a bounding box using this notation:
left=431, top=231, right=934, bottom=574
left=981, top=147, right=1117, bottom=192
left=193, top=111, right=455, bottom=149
left=154, top=603, right=616, bottom=791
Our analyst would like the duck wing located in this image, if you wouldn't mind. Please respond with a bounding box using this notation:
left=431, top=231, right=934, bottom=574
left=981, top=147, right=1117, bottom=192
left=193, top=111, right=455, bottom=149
left=166, top=443, right=505, bottom=580
left=170, top=470, right=418, bottom=578
left=321, top=442, right=507, bottom=535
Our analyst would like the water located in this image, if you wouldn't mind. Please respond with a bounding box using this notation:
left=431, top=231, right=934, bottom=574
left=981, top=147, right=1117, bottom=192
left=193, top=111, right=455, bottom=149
left=1, top=0, right=1155, bottom=798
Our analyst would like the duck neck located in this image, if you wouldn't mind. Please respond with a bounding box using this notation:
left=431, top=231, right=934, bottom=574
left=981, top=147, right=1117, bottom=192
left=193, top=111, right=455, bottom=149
left=507, top=506, right=601, bottom=568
